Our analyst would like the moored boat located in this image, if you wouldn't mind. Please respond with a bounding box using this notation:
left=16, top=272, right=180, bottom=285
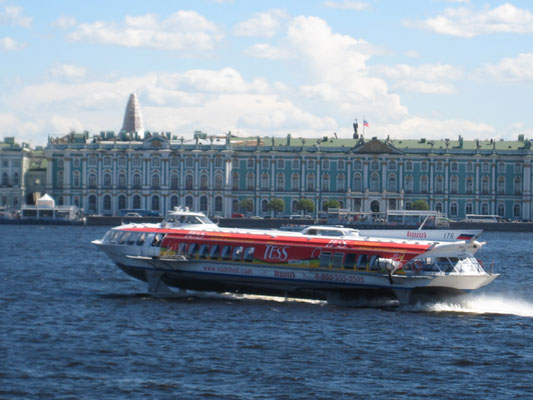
left=92, top=208, right=498, bottom=305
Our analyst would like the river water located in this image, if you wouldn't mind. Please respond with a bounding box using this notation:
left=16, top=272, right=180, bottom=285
left=1, top=225, right=532, bottom=399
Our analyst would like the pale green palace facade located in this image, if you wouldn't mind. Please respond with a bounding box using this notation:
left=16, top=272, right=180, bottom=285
left=38, top=130, right=532, bottom=220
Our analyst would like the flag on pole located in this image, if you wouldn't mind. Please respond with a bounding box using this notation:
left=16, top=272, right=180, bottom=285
left=363, top=120, right=369, bottom=127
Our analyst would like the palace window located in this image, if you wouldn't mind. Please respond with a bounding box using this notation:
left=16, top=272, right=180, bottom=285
left=276, top=173, right=285, bottom=191
left=321, top=173, right=330, bottom=191
left=118, top=156, right=127, bottom=167
left=151, top=173, right=160, bottom=189
left=247, top=158, right=254, bottom=168
left=200, top=157, right=208, bottom=168
left=246, top=172, right=254, bottom=190
left=306, top=173, right=315, bottom=191
left=514, top=177, right=522, bottom=195
left=404, top=175, right=413, bottom=193
left=369, top=173, right=379, bottom=192
left=291, top=173, right=300, bottom=191
left=466, top=177, right=474, bottom=194
left=354, top=159, right=362, bottom=170
left=497, top=176, right=505, bottom=194
left=420, top=175, right=428, bottom=193
left=170, top=156, right=179, bottom=167
left=466, top=202, right=473, bottom=215
left=215, top=174, right=223, bottom=190
left=482, top=176, right=490, bottom=194
left=133, top=173, right=141, bottom=189
left=186, top=174, right=194, bottom=190
left=215, top=196, right=223, bottom=212
left=103, top=156, right=112, bottom=167
left=118, top=173, right=126, bottom=189
left=231, top=172, right=239, bottom=191
left=387, top=174, right=397, bottom=192
left=200, top=173, right=209, bottom=190
left=450, top=176, right=458, bottom=194
left=171, top=174, right=179, bottom=190
left=353, top=173, right=362, bottom=192
left=337, top=173, right=345, bottom=192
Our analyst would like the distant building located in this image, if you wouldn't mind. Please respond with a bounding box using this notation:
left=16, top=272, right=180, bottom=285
left=2, top=94, right=532, bottom=220
left=0, top=137, right=31, bottom=211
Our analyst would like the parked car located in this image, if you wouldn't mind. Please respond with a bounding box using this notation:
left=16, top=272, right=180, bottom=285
left=124, top=212, right=142, bottom=217
left=231, top=213, right=244, bottom=218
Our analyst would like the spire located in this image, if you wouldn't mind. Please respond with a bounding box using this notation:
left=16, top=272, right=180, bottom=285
left=120, top=93, right=145, bottom=133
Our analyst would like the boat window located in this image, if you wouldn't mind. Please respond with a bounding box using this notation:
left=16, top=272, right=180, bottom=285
left=178, top=243, right=188, bottom=255
left=136, top=232, right=146, bottom=246
left=118, top=232, right=130, bottom=245
left=110, top=230, right=122, bottom=244
left=127, top=232, right=139, bottom=245
left=332, top=252, right=344, bottom=268
left=369, top=255, right=378, bottom=271
left=232, top=246, right=244, bottom=261
left=321, top=230, right=343, bottom=237
left=187, top=243, right=198, bottom=258
left=151, top=233, right=163, bottom=247
left=244, top=247, right=255, bottom=262
left=102, top=230, right=114, bottom=242
left=221, top=246, right=232, bottom=260
left=357, top=254, right=369, bottom=270
left=343, top=253, right=356, bottom=269
left=319, top=252, right=332, bottom=268
left=306, top=229, right=317, bottom=235
left=198, top=244, right=209, bottom=259
left=209, top=245, right=220, bottom=259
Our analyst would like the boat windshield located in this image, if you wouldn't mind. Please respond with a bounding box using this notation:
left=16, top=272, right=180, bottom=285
left=164, top=214, right=214, bottom=226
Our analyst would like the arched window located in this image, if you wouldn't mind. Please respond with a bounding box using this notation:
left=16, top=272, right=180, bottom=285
left=151, top=173, right=160, bottom=189
left=435, top=175, right=443, bottom=194
left=513, top=203, right=521, bottom=218
left=118, top=195, right=126, bottom=211
left=133, top=173, right=141, bottom=189
left=421, top=161, right=428, bottom=171
left=497, top=203, right=505, bottom=217
left=261, top=199, right=268, bottom=213
left=132, top=195, right=141, bottom=209
left=481, top=203, right=489, bottom=215
left=186, top=174, right=194, bottom=190
left=371, top=160, right=379, bottom=170
left=450, top=202, right=458, bottom=216
left=151, top=195, right=160, bottom=212
left=353, top=173, right=362, bottom=192
left=170, top=174, right=179, bottom=190
left=13, top=172, right=19, bottom=186
left=420, top=175, right=428, bottom=193
left=88, top=195, right=97, bottom=213
left=88, top=173, right=97, bottom=188
left=170, top=195, right=179, bottom=209
left=321, top=173, right=330, bottom=191
left=514, top=177, right=522, bottom=195
left=278, top=159, right=285, bottom=169
left=185, top=196, right=193, bottom=209
left=201, top=174, right=209, bottom=190
left=306, top=173, right=315, bottom=191
left=276, top=173, right=285, bottom=191
left=405, top=175, right=413, bottom=193
left=389, top=160, right=397, bottom=171
left=73, top=196, right=80, bottom=207
left=215, top=174, right=223, bottom=190
left=103, top=195, right=112, bottom=211
left=291, top=200, right=298, bottom=213
left=369, top=173, right=379, bottom=192
left=200, top=196, right=208, bottom=212
left=387, top=174, right=397, bottom=192
left=246, top=172, right=254, bottom=190
left=354, top=159, right=362, bottom=170
left=497, top=176, right=505, bottom=194
left=261, top=173, right=269, bottom=190
left=482, top=176, right=490, bottom=194
left=466, top=202, right=473, bottom=215
left=450, top=176, right=458, bottom=194
left=466, top=177, right=474, bottom=194
left=215, top=196, right=223, bottom=212
left=118, top=173, right=126, bottom=189
left=337, top=173, right=345, bottom=192
left=435, top=202, right=443, bottom=213
left=231, top=172, right=239, bottom=190
left=103, top=173, right=111, bottom=188
left=291, top=173, right=299, bottom=191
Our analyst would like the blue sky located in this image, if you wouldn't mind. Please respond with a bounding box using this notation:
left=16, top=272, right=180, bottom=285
left=1, top=0, right=533, bottom=146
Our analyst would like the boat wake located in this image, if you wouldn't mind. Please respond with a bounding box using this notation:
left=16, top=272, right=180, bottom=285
left=413, top=294, right=533, bottom=318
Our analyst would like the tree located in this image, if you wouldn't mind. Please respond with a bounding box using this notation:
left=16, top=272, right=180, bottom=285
left=295, top=198, right=315, bottom=214
left=239, top=198, right=254, bottom=214
left=267, top=198, right=285, bottom=217
left=410, top=199, right=429, bottom=210
left=322, top=199, right=340, bottom=211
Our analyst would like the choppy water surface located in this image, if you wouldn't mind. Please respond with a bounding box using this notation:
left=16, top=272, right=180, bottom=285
left=1, top=225, right=532, bottom=399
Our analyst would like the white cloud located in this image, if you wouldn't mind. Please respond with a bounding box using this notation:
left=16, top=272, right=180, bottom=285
left=244, top=43, right=292, bottom=59
left=0, top=5, right=32, bottom=27
left=51, top=16, right=77, bottom=29
left=404, top=3, right=533, bottom=38
left=68, top=11, right=223, bottom=52
left=233, top=9, right=288, bottom=38
left=323, top=1, right=369, bottom=11
left=0, top=36, right=25, bottom=51
left=373, top=63, right=463, bottom=94
left=381, top=116, right=495, bottom=141
left=50, top=64, right=87, bottom=79
left=473, top=53, right=533, bottom=82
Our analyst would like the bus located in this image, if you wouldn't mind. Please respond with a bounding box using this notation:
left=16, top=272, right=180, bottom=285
left=464, top=214, right=502, bottom=223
